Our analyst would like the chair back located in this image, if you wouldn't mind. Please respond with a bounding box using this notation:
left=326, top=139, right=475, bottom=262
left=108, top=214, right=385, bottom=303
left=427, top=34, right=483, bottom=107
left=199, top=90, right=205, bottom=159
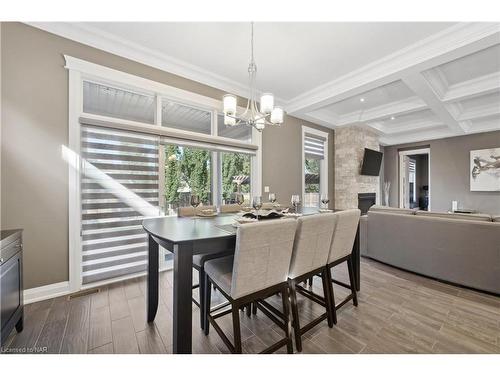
left=327, top=209, right=361, bottom=264
left=288, top=213, right=336, bottom=279
left=178, top=205, right=216, bottom=217
left=220, top=204, right=241, bottom=213
left=230, top=219, right=297, bottom=299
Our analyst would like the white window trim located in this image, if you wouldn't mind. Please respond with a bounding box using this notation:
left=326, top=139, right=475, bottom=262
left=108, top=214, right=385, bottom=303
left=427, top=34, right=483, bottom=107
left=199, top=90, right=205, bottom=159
left=66, top=56, right=262, bottom=292
left=301, top=126, right=329, bottom=206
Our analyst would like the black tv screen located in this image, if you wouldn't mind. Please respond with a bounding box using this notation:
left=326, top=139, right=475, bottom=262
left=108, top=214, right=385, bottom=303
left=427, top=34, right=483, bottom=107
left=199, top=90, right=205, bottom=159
left=360, top=148, right=383, bottom=176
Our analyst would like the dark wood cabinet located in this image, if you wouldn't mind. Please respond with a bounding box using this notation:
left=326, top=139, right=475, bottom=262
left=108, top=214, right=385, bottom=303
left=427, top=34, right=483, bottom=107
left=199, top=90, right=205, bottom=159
left=1, top=229, right=24, bottom=347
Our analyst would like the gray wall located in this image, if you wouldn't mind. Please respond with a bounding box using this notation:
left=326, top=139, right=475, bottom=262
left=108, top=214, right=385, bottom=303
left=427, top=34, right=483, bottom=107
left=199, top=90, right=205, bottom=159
left=1, top=23, right=334, bottom=289
left=384, top=130, right=500, bottom=214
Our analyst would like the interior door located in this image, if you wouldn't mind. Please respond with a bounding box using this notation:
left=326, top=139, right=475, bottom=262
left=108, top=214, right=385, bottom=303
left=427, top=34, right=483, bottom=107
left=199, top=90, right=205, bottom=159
left=400, top=155, right=411, bottom=208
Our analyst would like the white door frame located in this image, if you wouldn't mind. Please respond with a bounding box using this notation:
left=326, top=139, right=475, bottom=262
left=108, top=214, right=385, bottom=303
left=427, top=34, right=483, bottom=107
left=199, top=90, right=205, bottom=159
left=398, top=148, right=431, bottom=210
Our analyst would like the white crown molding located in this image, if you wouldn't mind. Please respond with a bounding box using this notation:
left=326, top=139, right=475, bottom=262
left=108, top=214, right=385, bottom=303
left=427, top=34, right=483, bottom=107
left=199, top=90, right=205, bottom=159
left=27, top=22, right=288, bottom=104
left=286, top=22, right=500, bottom=114
left=24, top=281, right=70, bottom=304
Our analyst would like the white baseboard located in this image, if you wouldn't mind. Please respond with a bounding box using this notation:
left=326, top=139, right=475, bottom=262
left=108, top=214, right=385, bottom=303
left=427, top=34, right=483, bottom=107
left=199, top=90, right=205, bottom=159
left=23, top=281, right=71, bottom=305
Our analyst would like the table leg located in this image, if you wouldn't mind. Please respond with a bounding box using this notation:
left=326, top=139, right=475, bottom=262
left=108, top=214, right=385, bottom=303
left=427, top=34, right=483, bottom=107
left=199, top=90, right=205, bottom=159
left=352, top=226, right=361, bottom=291
left=147, top=234, right=159, bottom=322
left=173, top=242, right=193, bottom=354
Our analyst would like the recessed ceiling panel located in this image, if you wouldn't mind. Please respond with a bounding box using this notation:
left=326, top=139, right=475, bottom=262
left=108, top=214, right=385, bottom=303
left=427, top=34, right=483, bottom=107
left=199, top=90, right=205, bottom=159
left=325, top=80, right=416, bottom=116
left=436, top=45, right=500, bottom=86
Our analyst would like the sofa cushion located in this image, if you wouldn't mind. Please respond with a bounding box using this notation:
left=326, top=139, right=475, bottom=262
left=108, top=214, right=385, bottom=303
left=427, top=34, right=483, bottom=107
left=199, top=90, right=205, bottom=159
left=369, top=205, right=416, bottom=215
left=415, top=210, right=492, bottom=222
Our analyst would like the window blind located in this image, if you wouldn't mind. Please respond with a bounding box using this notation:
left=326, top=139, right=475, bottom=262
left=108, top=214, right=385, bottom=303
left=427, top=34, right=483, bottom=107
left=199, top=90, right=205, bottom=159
left=80, top=126, right=160, bottom=284
left=304, top=134, right=326, bottom=160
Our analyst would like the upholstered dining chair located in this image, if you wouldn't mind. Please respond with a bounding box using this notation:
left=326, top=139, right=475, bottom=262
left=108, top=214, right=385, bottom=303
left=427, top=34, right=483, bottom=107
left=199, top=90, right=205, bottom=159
left=177, top=204, right=233, bottom=330
left=203, top=219, right=297, bottom=354
left=219, top=204, right=242, bottom=213
left=285, top=213, right=336, bottom=352
left=325, top=209, right=361, bottom=324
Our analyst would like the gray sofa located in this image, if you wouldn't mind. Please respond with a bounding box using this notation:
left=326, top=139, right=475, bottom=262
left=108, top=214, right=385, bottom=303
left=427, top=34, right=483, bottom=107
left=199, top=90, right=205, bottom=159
left=360, top=205, right=500, bottom=294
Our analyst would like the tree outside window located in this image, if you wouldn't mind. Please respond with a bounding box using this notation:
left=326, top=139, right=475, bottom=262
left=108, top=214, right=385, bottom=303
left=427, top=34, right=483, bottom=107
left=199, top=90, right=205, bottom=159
left=221, top=152, right=251, bottom=204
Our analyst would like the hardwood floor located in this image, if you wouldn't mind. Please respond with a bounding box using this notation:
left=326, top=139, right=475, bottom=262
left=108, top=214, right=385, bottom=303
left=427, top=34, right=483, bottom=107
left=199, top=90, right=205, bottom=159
left=4, top=257, right=500, bottom=354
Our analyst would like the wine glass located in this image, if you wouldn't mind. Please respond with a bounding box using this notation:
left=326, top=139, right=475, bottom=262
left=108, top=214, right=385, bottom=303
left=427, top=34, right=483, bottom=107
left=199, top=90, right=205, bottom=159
left=190, top=194, right=200, bottom=219
left=235, top=192, right=245, bottom=207
left=252, top=196, right=263, bottom=220
left=291, top=195, right=300, bottom=212
left=321, top=194, right=330, bottom=210
left=268, top=193, right=276, bottom=206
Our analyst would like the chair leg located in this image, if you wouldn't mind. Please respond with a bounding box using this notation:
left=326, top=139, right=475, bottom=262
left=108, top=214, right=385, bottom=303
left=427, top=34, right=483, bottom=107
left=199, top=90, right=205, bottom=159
left=325, top=266, right=337, bottom=325
left=246, top=304, right=251, bottom=317
left=281, top=285, right=294, bottom=354
left=203, top=274, right=212, bottom=336
left=289, top=280, right=302, bottom=352
left=232, top=304, right=242, bottom=354
left=308, top=276, right=313, bottom=286
left=321, top=270, right=334, bottom=328
left=199, top=268, right=206, bottom=330
left=252, top=302, right=257, bottom=315
left=347, top=256, right=358, bottom=306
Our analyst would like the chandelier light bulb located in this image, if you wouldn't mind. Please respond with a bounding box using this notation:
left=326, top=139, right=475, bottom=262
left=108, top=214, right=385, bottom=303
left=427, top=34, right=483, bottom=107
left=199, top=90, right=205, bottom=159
left=223, top=94, right=237, bottom=115
left=224, top=115, right=236, bottom=126
left=260, top=93, right=274, bottom=114
left=256, top=118, right=265, bottom=131
left=270, top=107, right=284, bottom=124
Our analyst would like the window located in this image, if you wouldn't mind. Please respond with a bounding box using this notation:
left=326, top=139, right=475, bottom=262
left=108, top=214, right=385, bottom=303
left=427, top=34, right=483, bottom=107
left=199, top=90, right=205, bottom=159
left=80, top=126, right=160, bottom=284
left=83, top=81, right=155, bottom=124
left=163, top=144, right=212, bottom=215
left=219, top=152, right=251, bottom=205
left=302, top=127, right=328, bottom=208
left=67, top=55, right=262, bottom=290
left=162, top=99, right=211, bottom=134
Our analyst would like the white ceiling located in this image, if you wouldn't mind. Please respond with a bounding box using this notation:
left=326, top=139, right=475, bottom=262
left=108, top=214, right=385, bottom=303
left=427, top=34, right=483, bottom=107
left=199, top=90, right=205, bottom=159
left=30, top=22, right=500, bottom=145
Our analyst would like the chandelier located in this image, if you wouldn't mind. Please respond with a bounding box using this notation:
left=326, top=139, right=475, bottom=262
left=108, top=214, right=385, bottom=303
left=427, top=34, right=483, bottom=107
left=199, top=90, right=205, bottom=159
left=222, top=22, right=284, bottom=131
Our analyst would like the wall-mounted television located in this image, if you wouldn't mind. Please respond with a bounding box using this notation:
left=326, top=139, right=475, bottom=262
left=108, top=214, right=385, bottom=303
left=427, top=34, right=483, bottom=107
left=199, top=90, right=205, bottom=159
left=360, top=148, right=383, bottom=176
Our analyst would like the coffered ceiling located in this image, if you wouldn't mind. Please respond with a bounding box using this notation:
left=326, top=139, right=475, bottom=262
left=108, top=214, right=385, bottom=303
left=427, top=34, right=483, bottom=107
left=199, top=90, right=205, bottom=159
left=29, top=22, right=500, bottom=145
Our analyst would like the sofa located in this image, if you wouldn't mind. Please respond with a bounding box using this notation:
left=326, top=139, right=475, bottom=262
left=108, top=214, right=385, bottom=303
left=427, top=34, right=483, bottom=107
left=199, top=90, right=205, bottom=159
left=360, top=205, right=500, bottom=294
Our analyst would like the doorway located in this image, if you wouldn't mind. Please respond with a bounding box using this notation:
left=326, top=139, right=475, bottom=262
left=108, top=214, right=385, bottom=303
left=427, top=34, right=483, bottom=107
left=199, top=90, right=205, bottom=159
left=399, top=148, right=430, bottom=210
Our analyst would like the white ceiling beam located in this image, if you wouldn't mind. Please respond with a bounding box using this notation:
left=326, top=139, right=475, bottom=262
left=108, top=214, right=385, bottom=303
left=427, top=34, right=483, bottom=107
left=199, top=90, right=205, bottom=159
left=334, top=97, right=427, bottom=126
left=402, top=73, right=467, bottom=134
left=371, top=120, right=444, bottom=135
left=286, top=23, right=500, bottom=115
left=379, top=127, right=456, bottom=146
left=456, top=104, right=500, bottom=122
left=441, top=72, right=500, bottom=102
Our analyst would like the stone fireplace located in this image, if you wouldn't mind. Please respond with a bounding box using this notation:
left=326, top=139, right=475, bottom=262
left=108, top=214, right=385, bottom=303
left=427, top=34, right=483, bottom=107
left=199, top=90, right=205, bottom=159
left=358, top=193, right=376, bottom=214
left=335, top=125, right=380, bottom=210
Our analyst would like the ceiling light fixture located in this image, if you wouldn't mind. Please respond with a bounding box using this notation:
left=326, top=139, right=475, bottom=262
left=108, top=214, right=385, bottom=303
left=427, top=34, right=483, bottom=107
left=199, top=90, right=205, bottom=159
left=222, top=22, right=284, bottom=131
left=360, top=98, right=365, bottom=103
left=390, top=116, right=396, bottom=120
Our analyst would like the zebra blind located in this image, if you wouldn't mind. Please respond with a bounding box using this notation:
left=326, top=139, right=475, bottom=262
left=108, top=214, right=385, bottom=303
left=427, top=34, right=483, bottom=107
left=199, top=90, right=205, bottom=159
left=304, top=134, right=326, bottom=160
left=81, top=126, right=160, bottom=284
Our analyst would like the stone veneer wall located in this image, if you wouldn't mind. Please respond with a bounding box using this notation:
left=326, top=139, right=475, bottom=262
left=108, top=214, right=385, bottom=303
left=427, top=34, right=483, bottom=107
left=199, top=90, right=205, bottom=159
left=335, top=125, right=380, bottom=209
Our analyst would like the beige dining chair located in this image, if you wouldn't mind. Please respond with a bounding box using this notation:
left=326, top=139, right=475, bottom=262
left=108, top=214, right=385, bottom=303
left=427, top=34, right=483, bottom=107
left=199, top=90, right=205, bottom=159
left=325, top=209, right=361, bottom=324
left=177, top=205, right=216, bottom=217
left=203, top=219, right=297, bottom=353
left=285, top=213, right=336, bottom=352
left=219, top=204, right=241, bottom=213
left=177, top=204, right=232, bottom=331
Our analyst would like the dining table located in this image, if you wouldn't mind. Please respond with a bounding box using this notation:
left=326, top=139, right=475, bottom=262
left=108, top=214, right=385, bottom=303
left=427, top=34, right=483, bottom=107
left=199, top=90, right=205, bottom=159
left=142, top=207, right=360, bottom=354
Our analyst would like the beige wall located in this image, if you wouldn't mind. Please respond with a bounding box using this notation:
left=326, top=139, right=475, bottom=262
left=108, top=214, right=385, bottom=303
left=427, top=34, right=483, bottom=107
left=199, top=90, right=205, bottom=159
left=1, top=22, right=334, bottom=289
left=383, top=130, right=500, bottom=214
